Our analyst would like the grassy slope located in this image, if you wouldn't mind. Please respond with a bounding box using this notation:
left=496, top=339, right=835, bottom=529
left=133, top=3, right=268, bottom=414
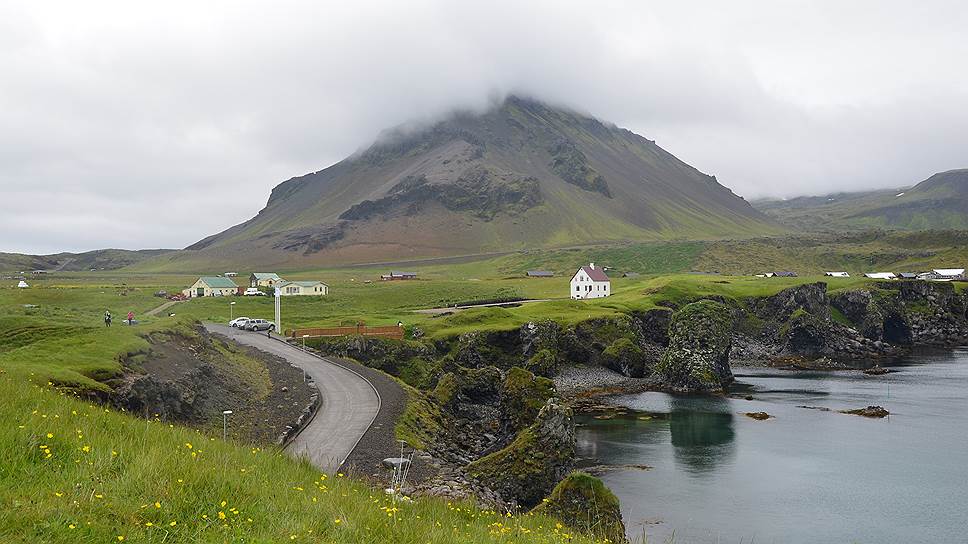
left=0, top=284, right=599, bottom=544
left=0, top=377, right=596, bottom=543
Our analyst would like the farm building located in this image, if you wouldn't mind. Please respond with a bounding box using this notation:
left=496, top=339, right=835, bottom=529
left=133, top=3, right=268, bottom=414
left=251, top=272, right=283, bottom=287
left=773, top=271, right=798, bottom=278
left=17, top=280, right=29, bottom=288
left=275, top=281, right=329, bottom=296
left=897, top=272, right=918, bottom=280
left=526, top=270, right=554, bottom=278
left=864, top=272, right=897, bottom=280
left=381, top=271, right=417, bottom=281
left=187, top=276, right=238, bottom=297
left=918, top=268, right=966, bottom=281
left=825, top=272, right=850, bottom=278
left=570, top=262, right=610, bottom=300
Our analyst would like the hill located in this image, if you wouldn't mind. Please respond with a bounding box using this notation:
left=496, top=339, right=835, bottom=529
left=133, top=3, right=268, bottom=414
left=156, top=96, right=779, bottom=270
left=0, top=248, right=172, bottom=273
left=754, top=169, right=968, bottom=231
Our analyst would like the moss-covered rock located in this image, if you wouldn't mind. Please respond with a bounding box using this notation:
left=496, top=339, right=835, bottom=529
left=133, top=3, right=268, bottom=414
left=654, top=300, right=733, bottom=393
left=467, top=399, right=575, bottom=507
left=501, top=367, right=555, bottom=432
left=525, top=348, right=559, bottom=377
left=601, top=337, right=649, bottom=377
left=533, top=471, right=627, bottom=544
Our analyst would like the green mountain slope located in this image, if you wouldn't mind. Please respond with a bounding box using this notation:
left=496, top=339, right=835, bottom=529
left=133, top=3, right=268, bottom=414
left=156, top=96, right=779, bottom=270
left=755, top=169, right=968, bottom=231
left=0, top=248, right=172, bottom=272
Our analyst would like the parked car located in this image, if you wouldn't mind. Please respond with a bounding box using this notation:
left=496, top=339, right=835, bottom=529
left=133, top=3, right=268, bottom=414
left=243, top=287, right=265, bottom=296
left=229, top=317, right=250, bottom=328
left=244, top=319, right=274, bottom=331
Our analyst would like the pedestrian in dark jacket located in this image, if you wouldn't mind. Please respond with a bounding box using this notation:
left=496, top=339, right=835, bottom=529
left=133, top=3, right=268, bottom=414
left=104, top=310, right=112, bottom=327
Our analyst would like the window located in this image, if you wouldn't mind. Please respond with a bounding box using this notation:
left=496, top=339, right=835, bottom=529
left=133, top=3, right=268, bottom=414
left=575, top=285, right=580, bottom=292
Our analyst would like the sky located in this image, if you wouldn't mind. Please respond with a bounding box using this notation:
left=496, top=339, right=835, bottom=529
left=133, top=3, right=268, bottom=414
left=2, top=1, right=967, bottom=254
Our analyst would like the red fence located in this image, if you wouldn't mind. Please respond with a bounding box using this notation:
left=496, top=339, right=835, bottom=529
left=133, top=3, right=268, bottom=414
left=287, top=323, right=404, bottom=340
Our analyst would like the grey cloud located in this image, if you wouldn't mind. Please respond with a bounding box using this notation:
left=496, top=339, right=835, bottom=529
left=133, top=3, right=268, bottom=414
left=2, top=0, right=967, bottom=253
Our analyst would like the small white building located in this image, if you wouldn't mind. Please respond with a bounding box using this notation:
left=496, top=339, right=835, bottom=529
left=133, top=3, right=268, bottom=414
left=275, top=280, right=329, bottom=296
left=17, top=280, right=29, bottom=288
left=918, top=268, right=966, bottom=281
left=570, top=262, right=610, bottom=299
left=825, top=272, right=850, bottom=278
left=864, top=272, right=897, bottom=280
left=188, top=276, right=238, bottom=297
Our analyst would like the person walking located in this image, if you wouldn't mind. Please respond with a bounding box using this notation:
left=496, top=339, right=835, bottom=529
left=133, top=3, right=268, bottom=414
left=126, top=311, right=134, bottom=325
left=104, top=310, right=112, bottom=327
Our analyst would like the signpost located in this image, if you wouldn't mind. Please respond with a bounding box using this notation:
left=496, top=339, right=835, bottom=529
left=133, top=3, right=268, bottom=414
left=229, top=301, right=236, bottom=320
left=222, top=410, right=233, bottom=440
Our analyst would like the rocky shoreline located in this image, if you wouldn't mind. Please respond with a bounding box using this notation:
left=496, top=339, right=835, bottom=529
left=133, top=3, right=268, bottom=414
left=305, top=279, right=967, bottom=543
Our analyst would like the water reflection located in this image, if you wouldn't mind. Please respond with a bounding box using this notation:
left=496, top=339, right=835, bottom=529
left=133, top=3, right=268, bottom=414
left=668, top=397, right=735, bottom=474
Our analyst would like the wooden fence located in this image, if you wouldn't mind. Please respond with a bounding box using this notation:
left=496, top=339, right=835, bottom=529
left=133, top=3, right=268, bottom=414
left=287, top=323, right=404, bottom=340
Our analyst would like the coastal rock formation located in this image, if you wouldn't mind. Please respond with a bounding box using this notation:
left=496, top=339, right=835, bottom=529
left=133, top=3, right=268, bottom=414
left=533, top=471, right=628, bottom=544
left=467, top=399, right=576, bottom=507
left=654, top=300, right=734, bottom=393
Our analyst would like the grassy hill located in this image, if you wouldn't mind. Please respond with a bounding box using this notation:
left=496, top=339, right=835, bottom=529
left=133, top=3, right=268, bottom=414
left=0, top=249, right=172, bottom=273
left=158, top=96, right=779, bottom=269
left=754, top=169, right=968, bottom=231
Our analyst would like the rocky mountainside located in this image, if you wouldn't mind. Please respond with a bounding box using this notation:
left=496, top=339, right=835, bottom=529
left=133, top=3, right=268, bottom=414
left=755, top=169, right=968, bottom=231
left=171, top=96, right=778, bottom=268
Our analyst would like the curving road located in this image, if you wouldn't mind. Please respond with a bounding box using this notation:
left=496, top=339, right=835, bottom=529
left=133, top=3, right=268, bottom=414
left=203, top=323, right=381, bottom=473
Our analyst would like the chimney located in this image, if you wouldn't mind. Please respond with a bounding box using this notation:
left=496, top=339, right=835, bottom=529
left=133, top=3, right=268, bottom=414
left=589, top=262, right=595, bottom=269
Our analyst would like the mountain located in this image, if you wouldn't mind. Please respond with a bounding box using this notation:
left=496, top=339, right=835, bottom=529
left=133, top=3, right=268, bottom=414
left=0, top=248, right=173, bottom=273
left=755, top=169, right=968, bottom=232
left=164, top=96, right=779, bottom=269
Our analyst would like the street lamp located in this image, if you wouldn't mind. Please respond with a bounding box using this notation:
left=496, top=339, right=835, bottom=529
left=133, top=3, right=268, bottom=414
left=222, top=410, right=233, bottom=440
left=229, top=301, right=236, bottom=320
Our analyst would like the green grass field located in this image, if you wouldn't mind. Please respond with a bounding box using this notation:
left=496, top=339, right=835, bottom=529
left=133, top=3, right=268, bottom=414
left=0, top=279, right=605, bottom=543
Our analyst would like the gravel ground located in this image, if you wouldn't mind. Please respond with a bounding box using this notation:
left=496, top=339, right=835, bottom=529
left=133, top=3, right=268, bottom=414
left=553, top=364, right=636, bottom=395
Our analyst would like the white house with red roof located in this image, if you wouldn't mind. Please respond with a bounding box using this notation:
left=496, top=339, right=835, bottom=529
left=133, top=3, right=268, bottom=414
left=570, top=262, right=610, bottom=299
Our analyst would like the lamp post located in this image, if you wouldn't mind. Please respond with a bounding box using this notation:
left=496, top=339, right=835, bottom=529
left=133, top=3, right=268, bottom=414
left=229, top=301, right=236, bottom=321
left=222, top=410, right=233, bottom=440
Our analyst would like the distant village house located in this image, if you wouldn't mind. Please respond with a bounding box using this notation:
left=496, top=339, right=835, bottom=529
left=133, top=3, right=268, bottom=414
left=526, top=270, right=554, bottom=278
left=570, top=262, right=610, bottom=299
left=918, top=268, right=966, bottom=281
left=864, top=272, right=897, bottom=280
left=186, top=276, right=238, bottom=297
left=275, top=280, right=329, bottom=296
left=381, top=271, right=417, bottom=281
left=250, top=272, right=283, bottom=288
left=825, top=272, right=850, bottom=277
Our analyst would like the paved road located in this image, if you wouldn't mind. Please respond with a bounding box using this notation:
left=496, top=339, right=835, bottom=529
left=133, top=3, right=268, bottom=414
left=203, top=323, right=381, bottom=473
left=413, top=298, right=554, bottom=315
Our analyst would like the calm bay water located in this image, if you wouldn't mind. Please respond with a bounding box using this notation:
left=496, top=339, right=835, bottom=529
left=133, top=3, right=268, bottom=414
left=576, top=348, right=968, bottom=543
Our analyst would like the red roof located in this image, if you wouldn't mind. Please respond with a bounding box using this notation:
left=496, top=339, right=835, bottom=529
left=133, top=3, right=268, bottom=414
left=579, top=266, right=609, bottom=282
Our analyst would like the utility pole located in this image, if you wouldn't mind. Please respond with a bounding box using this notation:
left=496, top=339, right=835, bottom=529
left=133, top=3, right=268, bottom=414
left=274, top=287, right=281, bottom=338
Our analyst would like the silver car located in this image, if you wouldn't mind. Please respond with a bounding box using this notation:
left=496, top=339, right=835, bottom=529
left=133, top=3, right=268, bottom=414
left=244, top=318, right=275, bottom=332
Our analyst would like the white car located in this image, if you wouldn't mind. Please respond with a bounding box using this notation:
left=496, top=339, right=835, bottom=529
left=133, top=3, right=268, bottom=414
left=243, top=288, right=265, bottom=296
left=229, top=317, right=250, bottom=328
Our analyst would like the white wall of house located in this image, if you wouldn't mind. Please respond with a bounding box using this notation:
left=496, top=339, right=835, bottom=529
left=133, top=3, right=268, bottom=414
left=570, top=268, right=610, bottom=299
left=279, top=283, right=329, bottom=296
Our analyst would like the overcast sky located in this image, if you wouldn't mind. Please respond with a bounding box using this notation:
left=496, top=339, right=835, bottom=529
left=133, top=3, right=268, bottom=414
left=2, top=1, right=967, bottom=254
